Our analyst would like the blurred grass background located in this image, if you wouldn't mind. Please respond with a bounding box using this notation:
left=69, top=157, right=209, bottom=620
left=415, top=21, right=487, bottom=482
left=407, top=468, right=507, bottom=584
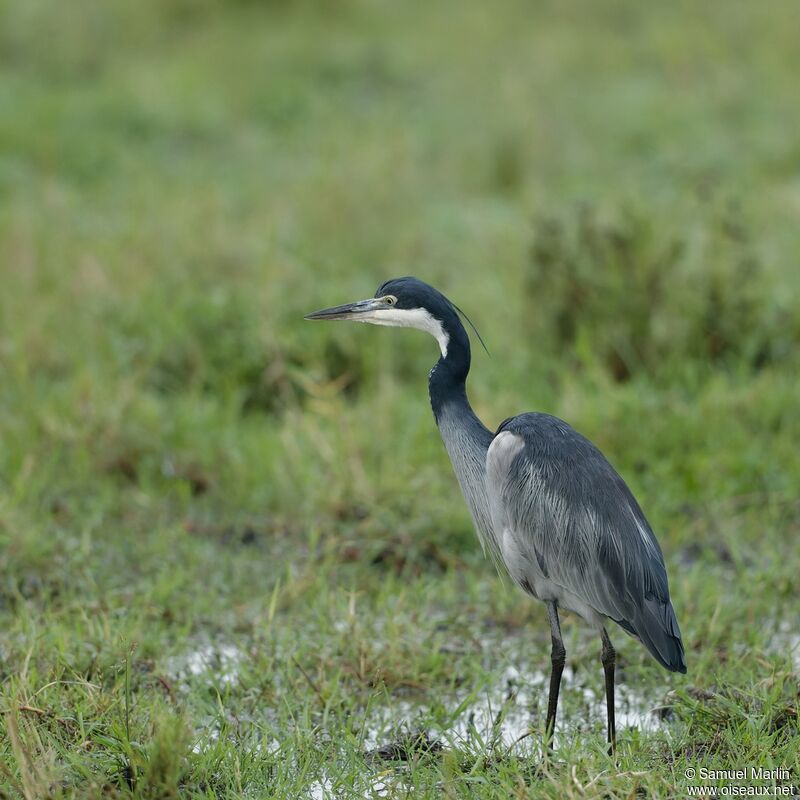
left=1, top=1, right=799, bottom=797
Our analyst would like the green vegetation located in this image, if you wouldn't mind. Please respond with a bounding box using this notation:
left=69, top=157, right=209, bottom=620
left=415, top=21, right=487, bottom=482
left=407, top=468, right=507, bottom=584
left=1, top=1, right=799, bottom=797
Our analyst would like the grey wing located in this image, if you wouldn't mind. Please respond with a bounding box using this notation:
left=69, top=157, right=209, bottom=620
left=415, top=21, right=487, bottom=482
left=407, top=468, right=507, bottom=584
left=486, top=413, right=686, bottom=673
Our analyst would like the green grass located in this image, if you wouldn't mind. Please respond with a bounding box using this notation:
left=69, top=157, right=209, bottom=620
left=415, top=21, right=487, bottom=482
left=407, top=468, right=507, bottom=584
left=1, top=0, right=799, bottom=797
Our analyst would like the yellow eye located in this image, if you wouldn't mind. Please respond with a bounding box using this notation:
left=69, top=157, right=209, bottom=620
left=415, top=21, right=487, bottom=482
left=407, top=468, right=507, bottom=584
left=385, top=295, right=396, bottom=305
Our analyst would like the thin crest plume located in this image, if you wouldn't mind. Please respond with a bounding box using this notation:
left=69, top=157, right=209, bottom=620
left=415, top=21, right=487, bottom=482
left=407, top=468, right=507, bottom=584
left=450, top=299, right=490, bottom=356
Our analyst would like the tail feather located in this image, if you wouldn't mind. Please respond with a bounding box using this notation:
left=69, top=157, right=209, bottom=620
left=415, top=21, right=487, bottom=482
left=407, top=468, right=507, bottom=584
left=619, top=598, right=687, bottom=673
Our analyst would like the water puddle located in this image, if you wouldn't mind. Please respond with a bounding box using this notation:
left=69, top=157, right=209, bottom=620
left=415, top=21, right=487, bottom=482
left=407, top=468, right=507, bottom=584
left=308, top=775, right=398, bottom=800
left=773, top=620, right=800, bottom=671
left=357, top=659, right=661, bottom=759
left=165, top=638, right=245, bottom=690
left=167, top=632, right=669, bottom=796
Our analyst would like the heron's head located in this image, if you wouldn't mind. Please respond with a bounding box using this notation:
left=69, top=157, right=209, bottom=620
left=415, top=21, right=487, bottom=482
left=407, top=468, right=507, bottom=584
left=304, top=277, right=461, bottom=357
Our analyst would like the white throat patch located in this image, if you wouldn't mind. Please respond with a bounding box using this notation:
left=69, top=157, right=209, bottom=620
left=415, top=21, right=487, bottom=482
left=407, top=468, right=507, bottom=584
left=357, top=307, right=449, bottom=357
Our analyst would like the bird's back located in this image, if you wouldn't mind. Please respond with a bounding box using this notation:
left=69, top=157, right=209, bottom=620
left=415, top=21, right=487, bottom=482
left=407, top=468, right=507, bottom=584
left=486, top=412, right=686, bottom=673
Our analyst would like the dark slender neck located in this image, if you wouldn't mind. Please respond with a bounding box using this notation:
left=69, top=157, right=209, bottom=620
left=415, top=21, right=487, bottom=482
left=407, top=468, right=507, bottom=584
left=429, top=362, right=467, bottom=420
left=428, top=315, right=490, bottom=447
left=428, top=314, right=469, bottom=418
left=429, top=315, right=495, bottom=553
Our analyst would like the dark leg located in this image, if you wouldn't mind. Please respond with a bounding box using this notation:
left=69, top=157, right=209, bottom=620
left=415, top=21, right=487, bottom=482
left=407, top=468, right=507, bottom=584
left=544, top=601, right=566, bottom=751
left=601, top=628, right=616, bottom=755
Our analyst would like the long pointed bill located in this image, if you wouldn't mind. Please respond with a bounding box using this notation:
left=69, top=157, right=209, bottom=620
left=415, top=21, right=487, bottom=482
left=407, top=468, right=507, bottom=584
left=304, top=297, right=384, bottom=321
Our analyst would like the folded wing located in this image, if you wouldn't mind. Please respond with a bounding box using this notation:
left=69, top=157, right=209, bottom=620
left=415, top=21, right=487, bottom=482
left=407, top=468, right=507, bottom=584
left=487, top=413, right=686, bottom=673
